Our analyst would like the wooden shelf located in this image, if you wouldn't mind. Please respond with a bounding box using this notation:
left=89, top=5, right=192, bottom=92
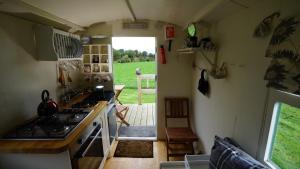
left=178, top=47, right=227, bottom=79
left=82, top=44, right=112, bottom=74
left=177, top=47, right=216, bottom=54
left=177, top=48, right=198, bottom=54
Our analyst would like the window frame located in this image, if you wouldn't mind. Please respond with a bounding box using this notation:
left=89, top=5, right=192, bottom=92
left=257, top=89, right=300, bottom=169
left=264, top=102, right=282, bottom=169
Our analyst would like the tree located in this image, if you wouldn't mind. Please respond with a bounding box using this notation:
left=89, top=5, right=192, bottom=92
left=134, top=50, right=139, bottom=57
left=142, top=51, right=148, bottom=57
left=125, top=50, right=135, bottom=59
left=113, top=48, right=155, bottom=63
left=148, top=53, right=155, bottom=58
left=113, top=48, right=122, bottom=61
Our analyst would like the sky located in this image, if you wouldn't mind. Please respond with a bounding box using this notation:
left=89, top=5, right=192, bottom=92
left=112, top=37, right=156, bottom=54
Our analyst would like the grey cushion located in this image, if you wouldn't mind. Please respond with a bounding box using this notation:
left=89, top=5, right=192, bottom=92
left=209, top=136, right=269, bottom=169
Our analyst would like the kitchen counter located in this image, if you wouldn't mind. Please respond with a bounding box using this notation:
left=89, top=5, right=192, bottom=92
left=0, top=101, right=107, bottom=154
left=58, top=93, right=90, bottom=110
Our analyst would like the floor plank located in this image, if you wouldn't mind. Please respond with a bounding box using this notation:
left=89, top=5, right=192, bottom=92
left=104, top=141, right=169, bottom=169
left=127, top=104, right=137, bottom=125
left=124, top=104, right=133, bottom=122
left=80, top=141, right=184, bottom=169
left=123, top=103, right=155, bottom=126
left=152, top=104, right=156, bottom=126
left=147, top=104, right=153, bottom=126
left=134, top=105, right=142, bottom=125
left=141, top=104, right=147, bottom=125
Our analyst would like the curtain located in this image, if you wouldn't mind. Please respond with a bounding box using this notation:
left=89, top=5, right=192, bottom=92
left=263, top=16, right=300, bottom=95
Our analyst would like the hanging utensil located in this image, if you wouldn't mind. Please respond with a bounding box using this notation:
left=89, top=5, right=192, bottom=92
left=67, top=72, right=72, bottom=83
left=58, top=67, right=66, bottom=86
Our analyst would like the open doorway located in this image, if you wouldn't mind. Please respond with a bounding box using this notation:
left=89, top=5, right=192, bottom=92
left=112, top=37, right=157, bottom=140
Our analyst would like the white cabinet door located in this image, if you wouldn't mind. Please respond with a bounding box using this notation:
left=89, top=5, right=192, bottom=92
left=100, top=109, right=110, bottom=157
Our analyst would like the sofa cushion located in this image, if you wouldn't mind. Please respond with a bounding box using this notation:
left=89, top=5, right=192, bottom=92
left=209, top=136, right=269, bottom=169
left=224, top=137, right=242, bottom=149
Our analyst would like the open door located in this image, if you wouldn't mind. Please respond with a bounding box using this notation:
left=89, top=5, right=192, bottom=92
left=112, top=37, right=157, bottom=140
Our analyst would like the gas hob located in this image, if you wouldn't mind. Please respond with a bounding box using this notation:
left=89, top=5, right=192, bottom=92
left=1, top=108, right=90, bottom=140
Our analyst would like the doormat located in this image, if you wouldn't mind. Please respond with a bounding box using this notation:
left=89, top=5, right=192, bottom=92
left=114, top=140, right=153, bottom=158
left=118, top=126, right=156, bottom=137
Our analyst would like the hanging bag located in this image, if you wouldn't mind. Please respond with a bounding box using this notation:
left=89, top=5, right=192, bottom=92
left=198, top=70, right=209, bottom=95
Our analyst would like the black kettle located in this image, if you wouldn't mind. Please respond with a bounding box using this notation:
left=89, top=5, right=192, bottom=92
left=37, top=90, right=58, bottom=116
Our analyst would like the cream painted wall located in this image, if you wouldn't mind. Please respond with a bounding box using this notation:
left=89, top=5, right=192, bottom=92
left=192, top=0, right=300, bottom=156
left=82, top=20, right=194, bottom=139
left=0, top=13, right=57, bottom=134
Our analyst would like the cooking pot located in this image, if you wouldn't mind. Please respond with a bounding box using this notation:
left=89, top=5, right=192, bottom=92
left=37, top=90, right=58, bottom=116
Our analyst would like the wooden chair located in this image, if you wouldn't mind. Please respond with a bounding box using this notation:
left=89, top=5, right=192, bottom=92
left=114, top=85, right=125, bottom=105
left=116, top=105, right=130, bottom=126
left=164, top=97, right=198, bottom=161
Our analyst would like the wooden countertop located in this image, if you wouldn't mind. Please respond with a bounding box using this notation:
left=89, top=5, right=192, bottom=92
left=0, top=101, right=107, bottom=154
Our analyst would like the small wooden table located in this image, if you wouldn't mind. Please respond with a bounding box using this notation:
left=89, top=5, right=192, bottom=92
left=114, top=84, right=125, bottom=105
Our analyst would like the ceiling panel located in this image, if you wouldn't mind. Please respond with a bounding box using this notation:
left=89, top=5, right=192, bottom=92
left=22, top=0, right=131, bottom=26
left=130, top=0, right=212, bottom=26
left=21, top=0, right=219, bottom=27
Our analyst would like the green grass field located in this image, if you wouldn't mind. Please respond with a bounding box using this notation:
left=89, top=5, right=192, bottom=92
left=271, top=103, right=300, bottom=169
left=113, top=61, right=156, bottom=104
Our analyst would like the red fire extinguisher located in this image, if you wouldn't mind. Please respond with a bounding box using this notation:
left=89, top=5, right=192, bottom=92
left=159, top=45, right=166, bottom=64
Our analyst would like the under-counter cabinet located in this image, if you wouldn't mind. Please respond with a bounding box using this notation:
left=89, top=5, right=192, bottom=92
left=0, top=102, right=111, bottom=169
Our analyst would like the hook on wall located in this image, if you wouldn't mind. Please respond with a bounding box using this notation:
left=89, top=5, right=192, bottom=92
left=178, top=38, right=227, bottom=79
left=193, top=60, right=227, bottom=79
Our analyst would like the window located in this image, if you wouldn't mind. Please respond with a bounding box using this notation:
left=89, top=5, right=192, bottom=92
left=264, top=102, right=300, bottom=169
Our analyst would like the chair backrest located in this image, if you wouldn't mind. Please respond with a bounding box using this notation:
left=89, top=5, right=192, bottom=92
left=165, top=97, right=190, bottom=128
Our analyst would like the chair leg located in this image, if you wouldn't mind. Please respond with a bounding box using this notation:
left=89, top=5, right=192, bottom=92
left=116, top=106, right=130, bottom=126
left=116, top=113, right=130, bottom=126
left=190, top=142, right=194, bottom=155
left=166, top=137, right=169, bottom=161
left=122, top=119, right=130, bottom=126
left=116, top=98, right=123, bottom=105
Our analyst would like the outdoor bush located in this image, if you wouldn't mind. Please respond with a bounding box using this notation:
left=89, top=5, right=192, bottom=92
left=113, top=48, right=155, bottom=63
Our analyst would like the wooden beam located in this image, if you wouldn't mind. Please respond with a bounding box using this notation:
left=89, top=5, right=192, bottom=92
left=124, top=0, right=136, bottom=22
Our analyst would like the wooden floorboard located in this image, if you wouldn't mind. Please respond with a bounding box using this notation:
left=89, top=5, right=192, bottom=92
left=147, top=104, right=153, bottom=126
left=141, top=104, right=147, bottom=125
left=80, top=141, right=185, bottom=169
left=152, top=104, right=155, bottom=126
left=135, top=105, right=142, bottom=125
left=125, top=104, right=134, bottom=122
left=103, top=141, right=184, bottom=169
left=128, top=104, right=137, bottom=125
left=122, top=103, right=155, bottom=126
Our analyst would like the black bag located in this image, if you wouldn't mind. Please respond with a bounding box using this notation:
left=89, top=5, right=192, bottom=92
left=198, top=70, right=209, bottom=95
